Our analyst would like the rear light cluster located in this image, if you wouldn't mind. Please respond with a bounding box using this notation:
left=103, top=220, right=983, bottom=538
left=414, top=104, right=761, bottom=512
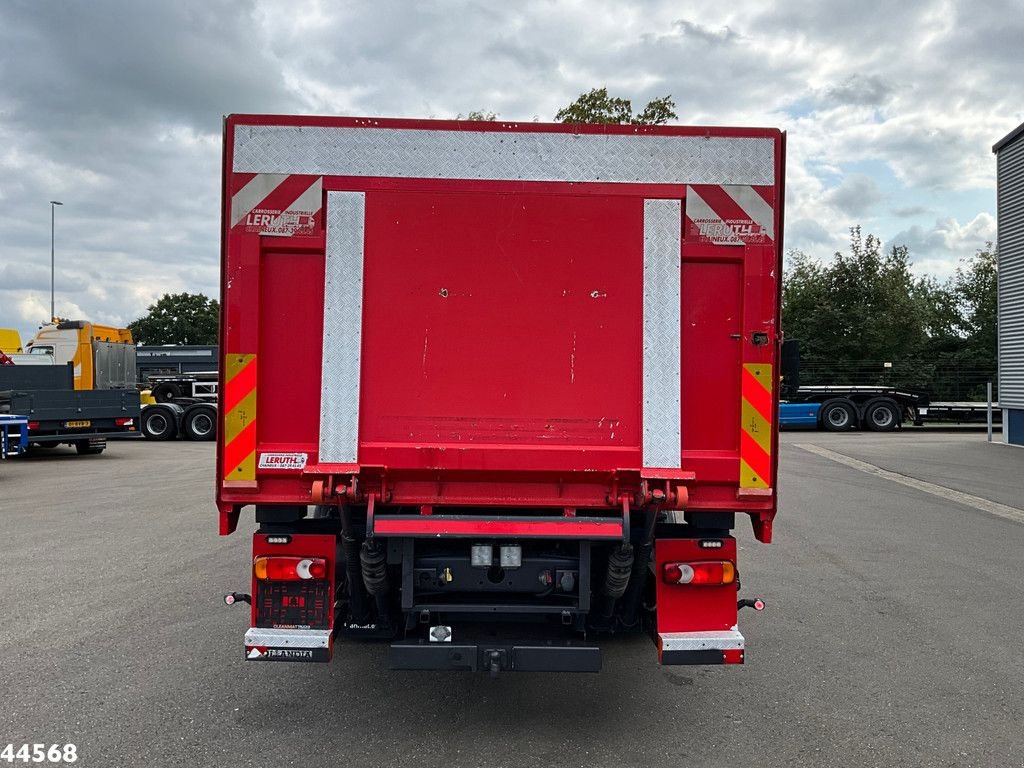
left=254, top=556, right=327, bottom=581
left=662, top=560, right=736, bottom=586
left=115, top=417, right=134, bottom=427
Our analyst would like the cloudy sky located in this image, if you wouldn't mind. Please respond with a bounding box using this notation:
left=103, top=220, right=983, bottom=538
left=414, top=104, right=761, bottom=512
left=1, top=0, right=1021, bottom=341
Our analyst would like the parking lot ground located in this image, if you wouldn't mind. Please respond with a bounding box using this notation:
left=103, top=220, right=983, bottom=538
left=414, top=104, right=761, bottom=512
left=1, top=434, right=1023, bottom=768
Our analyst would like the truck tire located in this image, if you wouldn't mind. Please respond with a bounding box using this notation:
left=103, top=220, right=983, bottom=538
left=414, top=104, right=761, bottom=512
left=75, top=439, right=106, bottom=455
left=152, top=382, right=183, bottom=403
left=142, top=406, right=178, bottom=440
left=864, top=398, right=900, bottom=432
left=182, top=405, right=217, bottom=441
left=819, top=399, right=856, bottom=431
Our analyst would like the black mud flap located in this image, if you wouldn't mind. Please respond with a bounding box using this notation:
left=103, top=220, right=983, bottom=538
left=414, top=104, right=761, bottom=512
left=390, top=640, right=601, bottom=672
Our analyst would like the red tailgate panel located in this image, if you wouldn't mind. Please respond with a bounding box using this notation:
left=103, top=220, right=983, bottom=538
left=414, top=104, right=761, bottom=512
left=217, top=116, right=784, bottom=537
left=360, top=190, right=642, bottom=468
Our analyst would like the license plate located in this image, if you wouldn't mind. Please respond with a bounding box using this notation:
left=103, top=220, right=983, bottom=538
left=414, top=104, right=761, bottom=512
left=65, top=420, right=91, bottom=428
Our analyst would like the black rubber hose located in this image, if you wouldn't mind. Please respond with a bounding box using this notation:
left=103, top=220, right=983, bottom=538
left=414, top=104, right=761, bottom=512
left=600, top=543, right=634, bottom=618
left=360, top=539, right=389, bottom=596
left=619, top=508, right=659, bottom=628
left=341, top=507, right=370, bottom=624
left=360, top=539, right=392, bottom=630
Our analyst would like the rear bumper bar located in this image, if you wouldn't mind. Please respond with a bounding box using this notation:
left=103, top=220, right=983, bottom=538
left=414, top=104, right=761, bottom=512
left=390, top=640, right=601, bottom=672
left=371, top=514, right=624, bottom=540
left=658, top=629, right=745, bottom=665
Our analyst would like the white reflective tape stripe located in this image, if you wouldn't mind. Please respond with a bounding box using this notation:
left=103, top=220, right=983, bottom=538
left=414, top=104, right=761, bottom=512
left=723, top=184, right=775, bottom=240
left=265, top=177, right=323, bottom=233
left=685, top=186, right=741, bottom=245
left=230, top=173, right=288, bottom=227
left=319, top=191, right=366, bottom=464
left=642, top=199, right=682, bottom=470
left=233, top=125, right=776, bottom=186
left=660, top=629, right=745, bottom=651
left=244, top=628, right=331, bottom=648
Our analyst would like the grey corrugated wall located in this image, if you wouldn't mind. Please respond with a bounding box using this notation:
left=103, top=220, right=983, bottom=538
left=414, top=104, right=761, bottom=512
left=997, top=133, right=1024, bottom=409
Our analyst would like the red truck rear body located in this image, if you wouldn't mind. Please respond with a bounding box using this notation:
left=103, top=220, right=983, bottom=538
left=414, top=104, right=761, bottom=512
left=218, top=115, right=784, bottom=671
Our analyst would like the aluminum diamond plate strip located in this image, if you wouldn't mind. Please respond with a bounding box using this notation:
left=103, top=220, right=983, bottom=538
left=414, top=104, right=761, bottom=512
left=319, top=191, right=365, bottom=464
left=233, top=125, right=774, bottom=186
left=244, top=628, right=332, bottom=648
left=659, top=630, right=745, bottom=651
left=643, top=199, right=682, bottom=470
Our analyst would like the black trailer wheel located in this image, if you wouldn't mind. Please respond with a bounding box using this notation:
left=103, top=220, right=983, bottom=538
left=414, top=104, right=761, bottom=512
left=151, top=382, right=183, bottom=403
left=819, top=399, right=856, bottom=431
left=142, top=406, right=178, bottom=440
left=182, top=405, right=217, bottom=441
left=865, top=399, right=900, bottom=432
left=74, top=439, right=105, bottom=455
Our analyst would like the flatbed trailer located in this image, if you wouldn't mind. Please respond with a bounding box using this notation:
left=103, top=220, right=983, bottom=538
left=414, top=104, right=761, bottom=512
left=0, top=365, right=140, bottom=454
left=218, top=115, right=784, bottom=672
left=779, top=386, right=1000, bottom=430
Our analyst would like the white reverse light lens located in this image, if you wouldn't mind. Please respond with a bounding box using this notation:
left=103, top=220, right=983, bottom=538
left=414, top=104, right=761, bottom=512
left=499, top=545, right=522, bottom=569
left=471, top=544, right=493, bottom=568
left=675, top=564, right=695, bottom=584
left=295, top=558, right=316, bottom=579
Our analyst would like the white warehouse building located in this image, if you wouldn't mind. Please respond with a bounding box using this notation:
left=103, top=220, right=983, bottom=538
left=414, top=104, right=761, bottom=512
left=994, top=122, right=1024, bottom=445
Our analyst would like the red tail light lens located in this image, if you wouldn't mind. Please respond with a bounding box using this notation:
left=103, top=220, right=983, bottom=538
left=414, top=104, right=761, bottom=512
left=27, top=421, right=40, bottom=431
left=662, top=560, right=736, bottom=586
left=115, top=417, right=134, bottom=426
left=254, top=556, right=327, bottom=581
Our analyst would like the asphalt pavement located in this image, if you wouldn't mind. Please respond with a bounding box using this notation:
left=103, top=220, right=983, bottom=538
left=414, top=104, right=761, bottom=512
left=1, top=432, right=1022, bottom=768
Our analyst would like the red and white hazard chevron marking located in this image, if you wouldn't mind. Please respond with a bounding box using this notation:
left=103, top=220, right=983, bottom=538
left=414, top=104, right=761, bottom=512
left=229, top=173, right=323, bottom=237
left=685, top=184, right=775, bottom=246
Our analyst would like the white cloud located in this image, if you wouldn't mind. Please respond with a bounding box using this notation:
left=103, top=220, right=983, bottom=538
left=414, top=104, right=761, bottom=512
left=826, top=174, right=883, bottom=218
left=0, top=0, right=1020, bottom=338
left=889, top=213, right=997, bottom=278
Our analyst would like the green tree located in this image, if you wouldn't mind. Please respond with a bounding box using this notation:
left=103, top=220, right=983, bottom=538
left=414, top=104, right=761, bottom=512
left=555, top=88, right=677, bottom=125
left=940, top=245, right=998, bottom=398
left=128, top=293, right=219, bottom=345
left=950, top=245, right=997, bottom=356
left=782, top=229, right=998, bottom=400
left=782, top=228, right=943, bottom=391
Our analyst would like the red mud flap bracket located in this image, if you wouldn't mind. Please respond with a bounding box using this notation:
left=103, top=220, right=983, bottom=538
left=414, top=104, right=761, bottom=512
left=244, top=628, right=332, bottom=662
left=658, top=629, right=745, bottom=666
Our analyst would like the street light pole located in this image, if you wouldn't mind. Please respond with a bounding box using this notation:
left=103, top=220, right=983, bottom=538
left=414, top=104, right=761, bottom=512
left=49, top=200, right=63, bottom=322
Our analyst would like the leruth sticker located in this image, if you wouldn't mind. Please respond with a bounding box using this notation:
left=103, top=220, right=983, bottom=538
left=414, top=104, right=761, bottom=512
left=258, top=453, right=308, bottom=470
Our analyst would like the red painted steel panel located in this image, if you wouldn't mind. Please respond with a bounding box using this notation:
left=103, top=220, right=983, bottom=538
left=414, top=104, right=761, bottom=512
left=680, top=260, right=742, bottom=454
left=359, top=190, right=642, bottom=467
left=250, top=533, right=336, bottom=629
left=256, top=247, right=325, bottom=447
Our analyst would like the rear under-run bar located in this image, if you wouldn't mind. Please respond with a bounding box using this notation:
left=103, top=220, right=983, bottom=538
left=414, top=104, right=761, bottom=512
left=369, top=514, right=625, bottom=540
